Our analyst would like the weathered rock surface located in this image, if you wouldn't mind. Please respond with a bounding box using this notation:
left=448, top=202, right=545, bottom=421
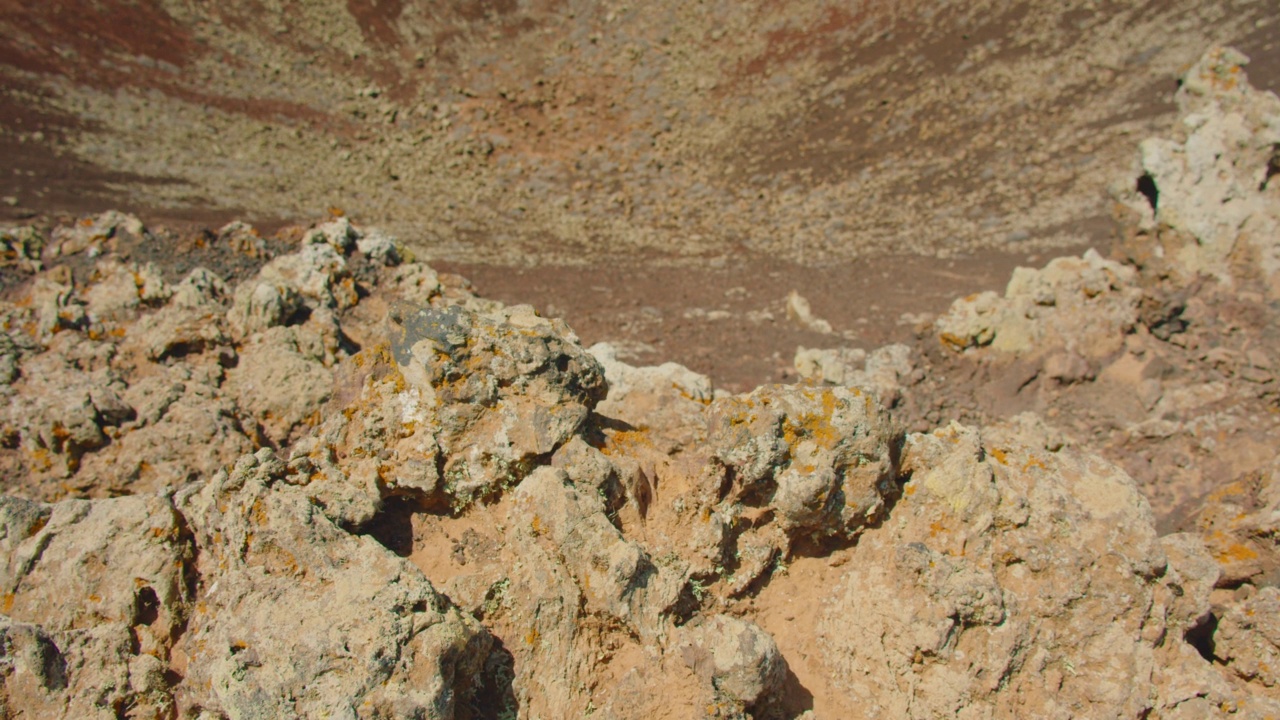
left=1116, top=47, right=1280, bottom=296
left=0, top=494, right=192, bottom=718
left=0, top=44, right=1278, bottom=720
left=175, top=449, right=490, bottom=720
left=819, top=424, right=1168, bottom=718
left=935, top=249, right=1140, bottom=359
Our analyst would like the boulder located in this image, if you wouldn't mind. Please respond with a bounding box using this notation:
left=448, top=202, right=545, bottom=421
left=175, top=449, right=491, bottom=719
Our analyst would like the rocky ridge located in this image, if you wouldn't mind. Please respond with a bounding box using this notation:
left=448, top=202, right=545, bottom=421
left=0, top=47, right=1278, bottom=719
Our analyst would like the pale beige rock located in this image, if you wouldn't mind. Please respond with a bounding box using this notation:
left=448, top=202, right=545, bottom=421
left=47, top=211, right=143, bottom=258
left=590, top=341, right=713, bottom=449
left=83, top=259, right=170, bottom=322
left=1216, top=587, right=1280, bottom=693
left=176, top=449, right=490, bottom=720
left=816, top=423, right=1168, bottom=719
left=0, top=494, right=192, bottom=718
left=1117, top=47, right=1280, bottom=295
left=388, top=303, right=607, bottom=506
left=936, top=249, right=1139, bottom=360
left=708, top=384, right=898, bottom=543
left=224, top=322, right=336, bottom=446
left=794, top=343, right=913, bottom=407
left=509, top=467, right=684, bottom=639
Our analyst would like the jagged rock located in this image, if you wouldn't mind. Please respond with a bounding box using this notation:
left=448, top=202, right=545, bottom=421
left=83, top=259, right=170, bottom=321
left=226, top=240, right=353, bottom=344
left=3, top=349, right=132, bottom=478
left=676, top=615, right=786, bottom=712
left=0, top=494, right=192, bottom=718
left=262, top=241, right=356, bottom=309
left=47, top=211, right=144, bottom=258
left=27, top=275, right=87, bottom=340
left=1117, top=47, right=1280, bottom=296
left=1176, top=457, right=1280, bottom=588
left=708, top=384, right=898, bottom=543
left=127, top=267, right=230, bottom=361
left=935, top=249, right=1139, bottom=359
left=224, top=320, right=337, bottom=446
left=590, top=341, right=714, bottom=449
left=815, top=423, right=1171, bottom=718
left=0, top=618, right=68, bottom=717
left=509, top=467, right=683, bottom=638
left=794, top=346, right=866, bottom=385
left=216, top=221, right=271, bottom=259
left=226, top=278, right=306, bottom=340
left=3, top=105, right=1280, bottom=720
left=1215, top=587, right=1280, bottom=694
left=386, top=302, right=607, bottom=505
left=356, top=228, right=404, bottom=266
left=78, top=365, right=251, bottom=495
left=175, top=449, right=490, bottom=719
left=303, top=216, right=358, bottom=254
left=385, top=263, right=442, bottom=306
left=794, top=343, right=915, bottom=407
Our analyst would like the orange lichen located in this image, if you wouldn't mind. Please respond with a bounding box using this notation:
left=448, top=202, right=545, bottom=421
left=1216, top=542, right=1259, bottom=564
left=781, top=389, right=841, bottom=451
left=939, top=332, right=970, bottom=351
left=601, top=428, right=653, bottom=457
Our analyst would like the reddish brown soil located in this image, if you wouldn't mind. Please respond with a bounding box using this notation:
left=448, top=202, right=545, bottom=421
left=439, top=241, right=1099, bottom=392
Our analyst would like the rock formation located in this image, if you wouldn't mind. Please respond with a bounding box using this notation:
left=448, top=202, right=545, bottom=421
left=0, top=46, right=1277, bottom=719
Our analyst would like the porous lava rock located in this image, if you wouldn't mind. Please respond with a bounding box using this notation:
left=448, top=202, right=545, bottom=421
left=0, top=44, right=1277, bottom=720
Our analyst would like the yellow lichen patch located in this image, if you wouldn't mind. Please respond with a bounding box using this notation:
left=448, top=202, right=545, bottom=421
left=29, top=448, right=53, bottom=472
left=1215, top=541, right=1259, bottom=564
left=989, top=448, right=1009, bottom=465
left=781, top=389, right=841, bottom=452
left=524, top=627, right=540, bottom=646
left=249, top=498, right=269, bottom=526
left=1022, top=456, right=1047, bottom=472
left=675, top=383, right=711, bottom=405
left=601, top=427, right=653, bottom=458
left=387, top=367, right=407, bottom=393
left=2, top=593, right=13, bottom=613
left=530, top=514, right=544, bottom=536
left=150, top=525, right=178, bottom=541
